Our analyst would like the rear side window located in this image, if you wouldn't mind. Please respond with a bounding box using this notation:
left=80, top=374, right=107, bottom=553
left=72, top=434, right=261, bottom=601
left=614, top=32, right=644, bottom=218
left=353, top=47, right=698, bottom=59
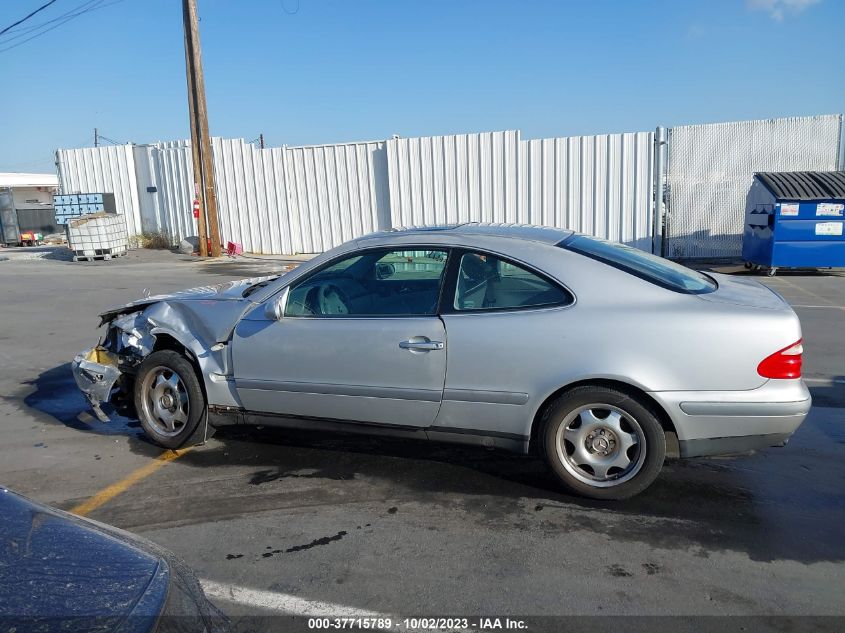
left=454, top=252, right=571, bottom=311
left=564, top=235, right=717, bottom=294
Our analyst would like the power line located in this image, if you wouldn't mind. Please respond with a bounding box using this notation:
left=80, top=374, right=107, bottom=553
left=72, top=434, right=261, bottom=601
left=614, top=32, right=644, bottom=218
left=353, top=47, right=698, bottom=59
left=97, top=133, right=124, bottom=145
left=0, top=0, right=125, bottom=54
left=0, top=0, right=101, bottom=43
left=0, top=0, right=60, bottom=37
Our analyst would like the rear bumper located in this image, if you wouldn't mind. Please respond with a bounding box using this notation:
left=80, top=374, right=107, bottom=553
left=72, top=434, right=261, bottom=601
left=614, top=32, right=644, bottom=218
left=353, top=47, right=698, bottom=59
left=678, top=432, right=793, bottom=458
left=649, top=379, right=811, bottom=458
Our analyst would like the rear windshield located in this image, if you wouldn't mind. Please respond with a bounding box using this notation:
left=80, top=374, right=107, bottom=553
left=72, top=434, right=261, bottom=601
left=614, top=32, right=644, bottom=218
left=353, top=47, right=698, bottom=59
left=564, top=235, right=717, bottom=294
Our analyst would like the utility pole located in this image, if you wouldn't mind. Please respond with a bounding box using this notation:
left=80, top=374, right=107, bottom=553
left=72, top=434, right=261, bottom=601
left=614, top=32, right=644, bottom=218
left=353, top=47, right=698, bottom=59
left=94, top=128, right=98, bottom=148
left=183, top=21, right=208, bottom=257
left=259, top=133, right=264, bottom=149
left=182, top=0, right=221, bottom=257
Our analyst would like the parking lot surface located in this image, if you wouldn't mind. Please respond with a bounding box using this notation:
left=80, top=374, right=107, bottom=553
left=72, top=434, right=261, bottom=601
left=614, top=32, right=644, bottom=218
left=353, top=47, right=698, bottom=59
left=1, top=248, right=844, bottom=628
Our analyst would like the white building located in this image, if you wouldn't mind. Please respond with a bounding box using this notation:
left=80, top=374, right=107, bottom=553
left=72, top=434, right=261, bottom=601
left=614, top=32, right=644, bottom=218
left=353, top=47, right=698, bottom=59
left=0, top=172, right=59, bottom=245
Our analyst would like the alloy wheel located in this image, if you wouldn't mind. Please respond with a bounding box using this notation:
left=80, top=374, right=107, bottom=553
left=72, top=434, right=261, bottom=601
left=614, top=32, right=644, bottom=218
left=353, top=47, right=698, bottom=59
left=555, top=404, right=647, bottom=488
left=139, top=366, right=190, bottom=437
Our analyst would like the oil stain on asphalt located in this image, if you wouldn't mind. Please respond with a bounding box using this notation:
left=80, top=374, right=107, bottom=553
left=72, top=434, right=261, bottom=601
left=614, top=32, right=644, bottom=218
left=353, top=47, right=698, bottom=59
left=260, top=531, right=349, bottom=558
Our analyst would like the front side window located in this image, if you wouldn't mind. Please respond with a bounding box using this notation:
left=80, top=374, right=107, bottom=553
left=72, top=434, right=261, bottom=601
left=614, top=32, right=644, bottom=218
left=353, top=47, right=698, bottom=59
left=453, top=252, right=571, bottom=311
left=285, top=249, right=448, bottom=317
left=564, top=235, right=717, bottom=294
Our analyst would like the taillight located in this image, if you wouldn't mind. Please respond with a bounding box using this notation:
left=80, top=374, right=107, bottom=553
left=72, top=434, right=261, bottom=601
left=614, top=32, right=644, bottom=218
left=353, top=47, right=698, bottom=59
left=757, top=339, right=803, bottom=379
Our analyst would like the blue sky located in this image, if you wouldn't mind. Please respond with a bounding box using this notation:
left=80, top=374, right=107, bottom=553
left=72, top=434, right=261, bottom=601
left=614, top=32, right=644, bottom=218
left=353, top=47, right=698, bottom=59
left=1, top=0, right=842, bottom=173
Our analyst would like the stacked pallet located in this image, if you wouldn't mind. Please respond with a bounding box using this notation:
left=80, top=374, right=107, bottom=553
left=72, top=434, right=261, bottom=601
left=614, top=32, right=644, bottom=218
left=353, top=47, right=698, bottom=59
left=66, top=213, right=128, bottom=262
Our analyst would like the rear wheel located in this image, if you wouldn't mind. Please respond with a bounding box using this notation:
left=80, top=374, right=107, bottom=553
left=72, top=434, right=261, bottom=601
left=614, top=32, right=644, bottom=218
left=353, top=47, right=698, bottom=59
left=134, top=350, right=207, bottom=449
left=542, top=386, right=665, bottom=500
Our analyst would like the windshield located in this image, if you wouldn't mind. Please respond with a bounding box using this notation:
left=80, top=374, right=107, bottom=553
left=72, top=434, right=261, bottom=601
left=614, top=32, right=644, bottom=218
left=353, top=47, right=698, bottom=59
left=564, top=235, right=717, bottom=294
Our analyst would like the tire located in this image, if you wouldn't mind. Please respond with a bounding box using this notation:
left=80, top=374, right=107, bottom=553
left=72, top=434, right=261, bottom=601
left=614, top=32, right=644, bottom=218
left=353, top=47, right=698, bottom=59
left=133, top=350, right=208, bottom=449
left=542, top=385, right=666, bottom=500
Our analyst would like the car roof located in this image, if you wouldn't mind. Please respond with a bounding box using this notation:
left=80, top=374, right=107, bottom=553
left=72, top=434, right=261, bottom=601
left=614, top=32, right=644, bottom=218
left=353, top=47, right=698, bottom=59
left=363, top=222, right=573, bottom=245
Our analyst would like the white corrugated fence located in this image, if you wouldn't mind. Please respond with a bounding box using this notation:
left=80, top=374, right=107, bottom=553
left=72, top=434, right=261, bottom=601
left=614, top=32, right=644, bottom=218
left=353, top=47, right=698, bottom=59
left=519, top=132, right=655, bottom=251
left=55, top=144, right=143, bottom=237
left=55, top=114, right=842, bottom=258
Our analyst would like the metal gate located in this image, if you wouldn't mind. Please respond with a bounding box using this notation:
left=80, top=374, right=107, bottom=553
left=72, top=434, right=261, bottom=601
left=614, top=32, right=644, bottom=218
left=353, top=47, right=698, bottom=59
left=0, top=188, right=20, bottom=245
left=665, top=115, right=843, bottom=260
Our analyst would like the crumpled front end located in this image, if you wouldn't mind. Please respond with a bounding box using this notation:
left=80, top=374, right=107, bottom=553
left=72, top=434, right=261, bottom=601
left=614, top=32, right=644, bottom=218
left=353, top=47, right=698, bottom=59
left=73, top=296, right=249, bottom=424
left=72, top=310, right=157, bottom=423
left=72, top=347, right=123, bottom=422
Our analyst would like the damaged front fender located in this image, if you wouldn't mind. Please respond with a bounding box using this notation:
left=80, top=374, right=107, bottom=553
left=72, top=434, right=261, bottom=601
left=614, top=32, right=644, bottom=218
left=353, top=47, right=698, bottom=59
left=72, top=347, right=122, bottom=423
left=74, top=296, right=250, bottom=424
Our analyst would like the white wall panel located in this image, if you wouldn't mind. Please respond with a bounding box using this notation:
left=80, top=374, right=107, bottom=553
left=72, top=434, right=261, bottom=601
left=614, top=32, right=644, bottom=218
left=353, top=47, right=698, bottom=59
left=134, top=141, right=195, bottom=244
left=386, top=131, right=520, bottom=228
left=387, top=130, right=654, bottom=250
left=519, top=132, right=655, bottom=250
left=283, top=141, right=388, bottom=254
left=56, top=144, right=142, bottom=237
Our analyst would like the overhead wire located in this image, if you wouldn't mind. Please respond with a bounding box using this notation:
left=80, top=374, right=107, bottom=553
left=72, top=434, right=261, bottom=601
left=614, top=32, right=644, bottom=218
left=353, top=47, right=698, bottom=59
left=0, top=0, right=60, bottom=37
left=0, top=0, right=126, bottom=54
left=96, top=133, right=125, bottom=146
left=0, top=0, right=102, bottom=43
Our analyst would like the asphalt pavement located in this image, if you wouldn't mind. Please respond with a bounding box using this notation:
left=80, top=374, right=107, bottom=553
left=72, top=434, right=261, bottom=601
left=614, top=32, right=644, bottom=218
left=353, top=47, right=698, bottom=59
left=1, top=246, right=843, bottom=631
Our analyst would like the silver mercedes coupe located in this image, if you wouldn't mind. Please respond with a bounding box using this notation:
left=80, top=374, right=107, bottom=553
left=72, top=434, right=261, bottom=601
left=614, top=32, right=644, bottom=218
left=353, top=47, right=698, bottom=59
left=72, top=224, right=811, bottom=499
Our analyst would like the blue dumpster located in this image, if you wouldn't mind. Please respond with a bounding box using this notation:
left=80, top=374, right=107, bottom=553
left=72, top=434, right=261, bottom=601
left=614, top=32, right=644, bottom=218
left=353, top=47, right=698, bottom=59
left=742, top=171, right=845, bottom=275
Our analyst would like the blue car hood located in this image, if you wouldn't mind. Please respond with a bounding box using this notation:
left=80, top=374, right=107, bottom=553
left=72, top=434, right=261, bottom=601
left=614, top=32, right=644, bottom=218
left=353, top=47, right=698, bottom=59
left=0, top=489, right=168, bottom=620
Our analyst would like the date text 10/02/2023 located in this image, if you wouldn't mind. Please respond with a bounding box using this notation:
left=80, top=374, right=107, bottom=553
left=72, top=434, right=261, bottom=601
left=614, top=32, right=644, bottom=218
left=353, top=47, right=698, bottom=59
left=307, top=617, right=528, bottom=630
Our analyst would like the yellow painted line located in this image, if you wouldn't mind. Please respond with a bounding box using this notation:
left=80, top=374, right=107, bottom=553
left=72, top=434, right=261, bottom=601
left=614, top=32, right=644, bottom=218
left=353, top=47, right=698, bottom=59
left=70, top=448, right=192, bottom=516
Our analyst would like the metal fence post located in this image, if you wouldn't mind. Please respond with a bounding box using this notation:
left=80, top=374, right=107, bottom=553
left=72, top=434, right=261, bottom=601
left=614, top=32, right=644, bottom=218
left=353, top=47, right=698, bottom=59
left=652, top=126, right=667, bottom=256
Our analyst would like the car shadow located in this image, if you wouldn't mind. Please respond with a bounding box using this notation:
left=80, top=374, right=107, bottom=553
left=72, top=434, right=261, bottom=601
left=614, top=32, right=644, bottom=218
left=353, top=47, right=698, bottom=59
left=807, top=378, right=845, bottom=409
left=164, top=418, right=845, bottom=564
left=18, top=363, right=144, bottom=439
left=19, top=363, right=845, bottom=564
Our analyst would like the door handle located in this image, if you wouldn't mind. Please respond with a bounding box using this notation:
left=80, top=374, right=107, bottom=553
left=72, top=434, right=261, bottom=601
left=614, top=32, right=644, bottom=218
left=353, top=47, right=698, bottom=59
left=399, top=338, right=444, bottom=352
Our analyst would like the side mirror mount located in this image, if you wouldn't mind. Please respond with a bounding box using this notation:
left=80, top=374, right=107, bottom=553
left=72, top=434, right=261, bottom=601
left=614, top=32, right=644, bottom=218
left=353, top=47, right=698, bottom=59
left=375, top=262, right=395, bottom=280
left=264, top=288, right=289, bottom=321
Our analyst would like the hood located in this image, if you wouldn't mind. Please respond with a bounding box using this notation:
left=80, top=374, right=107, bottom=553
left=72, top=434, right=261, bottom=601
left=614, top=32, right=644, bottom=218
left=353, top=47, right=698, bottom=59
left=0, top=488, right=230, bottom=630
left=696, top=273, right=792, bottom=311
left=144, top=275, right=278, bottom=303
left=0, top=488, right=167, bottom=619
left=99, top=275, right=277, bottom=324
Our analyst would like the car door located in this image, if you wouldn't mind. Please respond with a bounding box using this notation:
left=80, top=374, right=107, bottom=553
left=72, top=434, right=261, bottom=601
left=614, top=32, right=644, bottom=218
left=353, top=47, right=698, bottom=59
left=231, top=247, right=450, bottom=428
left=434, top=249, right=575, bottom=440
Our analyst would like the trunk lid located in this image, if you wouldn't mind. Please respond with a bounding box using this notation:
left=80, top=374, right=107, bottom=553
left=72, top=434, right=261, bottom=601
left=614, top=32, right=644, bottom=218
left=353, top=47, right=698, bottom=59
left=696, top=273, right=792, bottom=311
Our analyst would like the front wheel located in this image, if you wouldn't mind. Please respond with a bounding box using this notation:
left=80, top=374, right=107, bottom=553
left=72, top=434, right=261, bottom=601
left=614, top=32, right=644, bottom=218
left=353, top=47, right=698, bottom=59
left=542, top=386, right=666, bottom=500
left=134, top=350, right=207, bottom=449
